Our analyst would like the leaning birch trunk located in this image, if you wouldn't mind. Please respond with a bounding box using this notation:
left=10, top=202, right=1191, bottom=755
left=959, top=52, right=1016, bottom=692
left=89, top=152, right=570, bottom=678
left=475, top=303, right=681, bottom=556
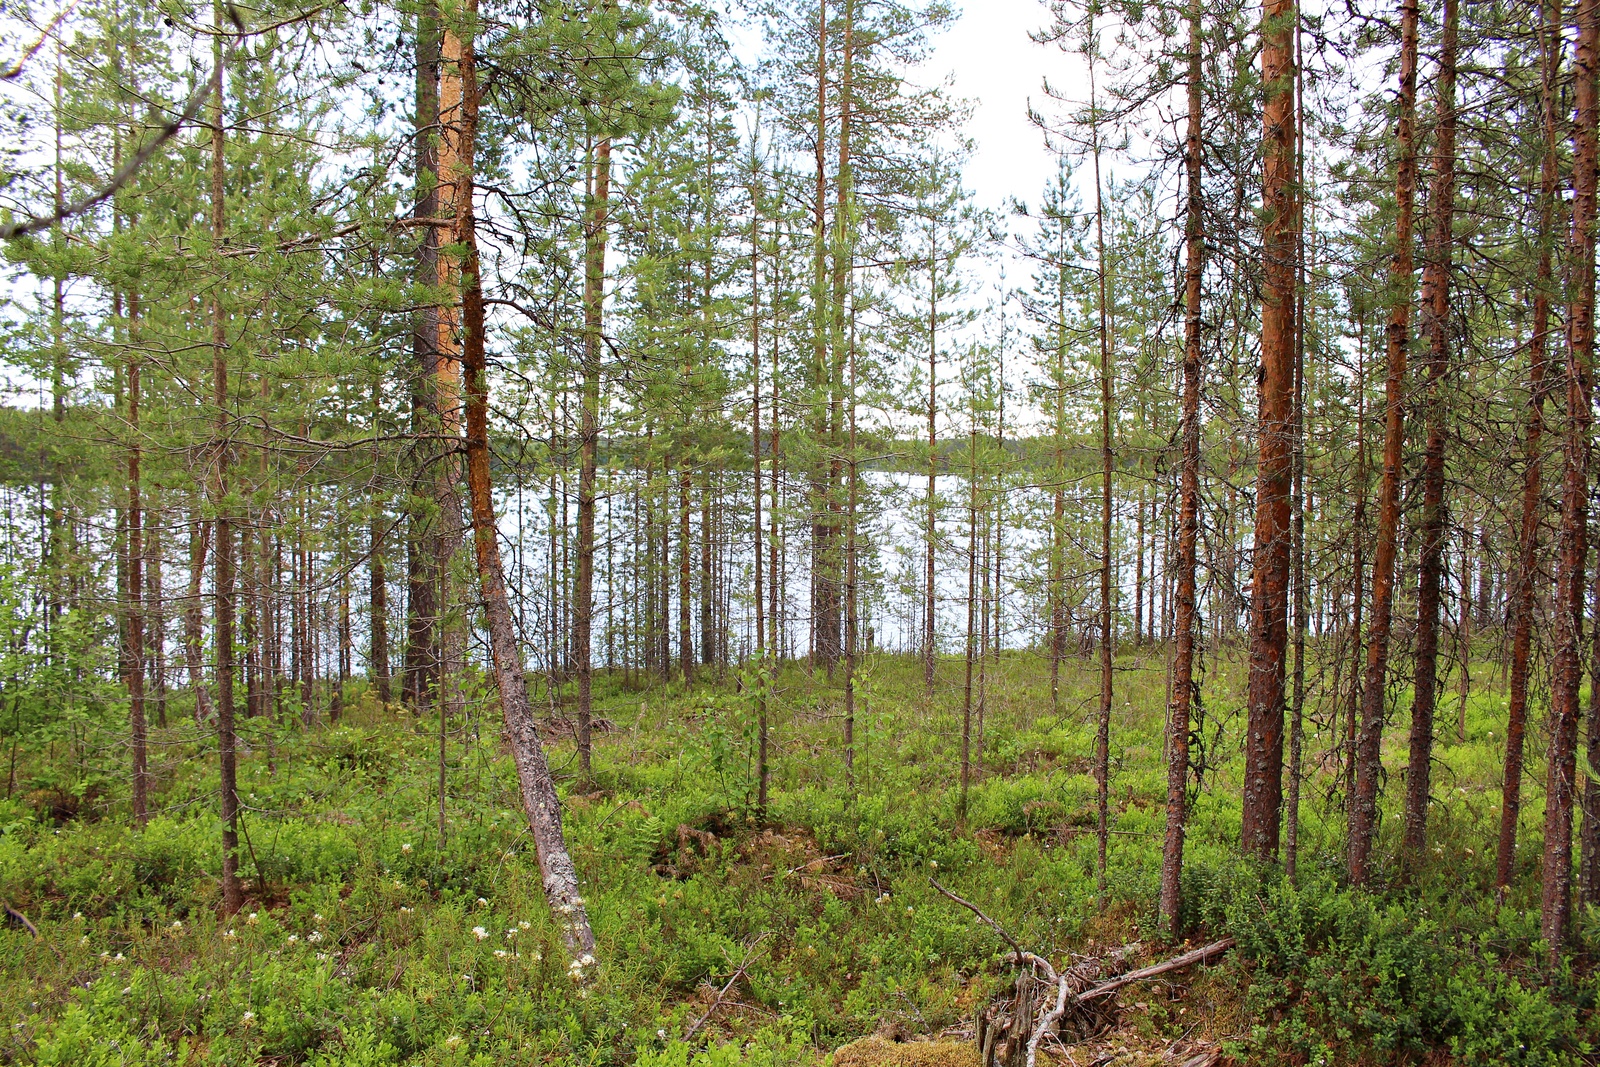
left=450, top=0, right=597, bottom=965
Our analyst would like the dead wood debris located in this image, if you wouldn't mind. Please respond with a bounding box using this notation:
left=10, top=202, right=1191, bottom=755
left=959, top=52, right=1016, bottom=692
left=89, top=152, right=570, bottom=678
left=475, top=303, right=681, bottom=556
left=931, top=878, right=1234, bottom=1067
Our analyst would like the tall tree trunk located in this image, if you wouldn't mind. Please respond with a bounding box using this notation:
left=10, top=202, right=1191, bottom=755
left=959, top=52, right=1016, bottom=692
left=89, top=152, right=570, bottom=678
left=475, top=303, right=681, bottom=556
left=1089, top=39, right=1115, bottom=896
left=1160, top=0, right=1204, bottom=937
left=127, top=307, right=147, bottom=825
left=700, top=475, right=714, bottom=668
left=925, top=242, right=939, bottom=695
left=1543, top=0, right=1600, bottom=958
left=452, top=4, right=596, bottom=962
left=406, top=0, right=442, bottom=715
left=679, top=467, right=694, bottom=682
left=1349, top=0, right=1419, bottom=885
left=1242, top=0, right=1297, bottom=861
left=1346, top=313, right=1367, bottom=804
left=435, top=15, right=469, bottom=728
left=1402, top=0, right=1459, bottom=873
left=210, top=9, right=241, bottom=912
left=961, top=419, right=977, bottom=823
left=810, top=0, right=839, bottom=672
left=751, top=193, right=769, bottom=812
left=574, top=133, right=611, bottom=778
left=1500, top=0, right=1561, bottom=896
left=1285, top=32, right=1308, bottom=882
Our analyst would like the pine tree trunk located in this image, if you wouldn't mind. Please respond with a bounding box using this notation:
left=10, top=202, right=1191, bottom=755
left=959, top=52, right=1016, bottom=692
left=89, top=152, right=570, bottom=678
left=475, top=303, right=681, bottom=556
left=1242, top=0, right=1297, bottom=861
left=1403, top=0, right=1459, bottom=873
left=574, top=134, right=610, bottom=778
left=1499, top=0, right=1561, bottom=896
left=210, top=9, right=241, bottom=911
left=1543, top=0, right=1600, bottom=958
left=925, top=239, right=939, bottom=695
left=1089, top=40, right=1115, bottom=896
left=1160, top=0, right=1204, bottom=936
left=127, top=312, right=147, bottom=825
left=1350, top=0, right=1419, bottom=884
left=406, top=0, right=441, bottom=715
left=452, top=6, right=596, bottom=962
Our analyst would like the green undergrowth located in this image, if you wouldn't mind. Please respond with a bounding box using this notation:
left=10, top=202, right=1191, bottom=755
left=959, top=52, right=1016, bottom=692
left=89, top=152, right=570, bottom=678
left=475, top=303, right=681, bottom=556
left=0, top=649, right=1595, bottom=1064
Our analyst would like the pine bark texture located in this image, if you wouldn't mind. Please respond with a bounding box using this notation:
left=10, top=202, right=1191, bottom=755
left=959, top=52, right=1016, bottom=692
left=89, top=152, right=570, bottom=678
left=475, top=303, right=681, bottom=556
left=1159, top=0, right=1204, bottom=935
left=451, top=5, right=597, bottom=961
left=1349, top=0, right=1419, bottom=885
left=1403, top=0, right=1458, bottom=872
left=1242, top=0, right=1297, bottom=860
left=1542, top=0, right=1600, bottom=956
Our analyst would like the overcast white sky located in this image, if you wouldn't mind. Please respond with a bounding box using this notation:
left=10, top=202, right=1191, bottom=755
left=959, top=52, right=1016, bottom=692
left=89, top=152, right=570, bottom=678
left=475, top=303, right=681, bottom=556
left=925, top=0, right=1089, bottom=216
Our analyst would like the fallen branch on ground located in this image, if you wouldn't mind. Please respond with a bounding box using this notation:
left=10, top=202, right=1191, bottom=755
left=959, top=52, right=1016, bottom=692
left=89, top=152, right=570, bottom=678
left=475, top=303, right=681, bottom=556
left=684, top=931, right=772, bottom=1041
left=1076, top=938, right=1236, bottom=1001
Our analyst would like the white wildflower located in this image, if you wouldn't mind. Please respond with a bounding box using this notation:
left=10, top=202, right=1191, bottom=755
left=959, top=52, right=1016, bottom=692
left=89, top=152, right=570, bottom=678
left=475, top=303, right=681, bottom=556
left=444, top=1034, right=463, bottom=1049
left=170, top=920, right=183, bottom=930
left=472, top=926, right=489, bottom=941
left=518, top=920, right=531, bottom=930
left=245, top=912, right=259, bottom=926
left=72, top=912, right=83, bottom=921
left=241, top=1011, right=255, bottom=1026
left=476, top=897, right=488, bottom=907
left=494, top=949, right=509, bottom=958
left=399, top=906, right=413, bottom=914
left=287, top=934, right=299, bottom=944
left=580, top=953, right=595, bottom=966
left=79, top=935, right=89, bottom=946
left=401, top=843, right=413, bottom=853
left=306, top=931, right=324, bottom=943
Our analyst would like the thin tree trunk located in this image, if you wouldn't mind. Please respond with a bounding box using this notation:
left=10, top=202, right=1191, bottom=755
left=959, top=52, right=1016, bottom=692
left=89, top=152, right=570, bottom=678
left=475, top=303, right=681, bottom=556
left=1499, top=0, right=1561, bottom=896
left=925, top=232, right=939, bottom=695
left=574, top=133, right=610, bottom=778
left=961, top=420, right=977, bottom=822
left=751, top=190, right=768, bottom=812
left=209, top=8, right=241, bottom=912
left=406, top=0, right=441, bottom=715
left=1160, top=0, right=1204, bottom=936
left=127, top=308, right=147, bottom=825
left=680, top=466, right=694, bottom=682
left=1543, top=0, right=1600, bottom=958
left=1089, top=39, right=1114, bottom=896
left=1402, top=0, right=1459, bottom=874
left=452, top=5, right=596, bottom=962
left=1349, top=0, right=1419, bottom=885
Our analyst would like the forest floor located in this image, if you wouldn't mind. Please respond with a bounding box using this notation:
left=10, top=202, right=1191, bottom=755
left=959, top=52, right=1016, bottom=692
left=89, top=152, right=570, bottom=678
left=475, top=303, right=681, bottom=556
left=0, top=646, right=1594, bottom=1065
